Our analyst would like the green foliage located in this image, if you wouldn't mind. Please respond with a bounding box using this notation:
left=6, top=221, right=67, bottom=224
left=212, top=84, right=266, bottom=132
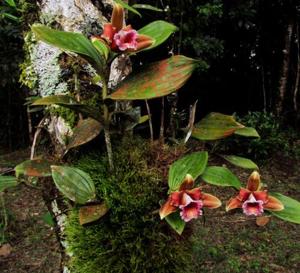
left=65, top=138, right=195, bottom=273
left=215, top=112, right=300, bottom=160
left=51, top=166, right=96, bottom=204
left=49, top=105, right=77, bottom=128
left=168, top=151, right=208, bottom=191
left=201, top=166, right=241, bottom=189
left=270, top=193, right=300, bottom=224
left=110, top=55, right=197, bottom=100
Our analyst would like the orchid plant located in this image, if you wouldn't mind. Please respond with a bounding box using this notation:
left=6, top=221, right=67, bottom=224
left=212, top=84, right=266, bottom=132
left=3, top=1, right=299, bottom=233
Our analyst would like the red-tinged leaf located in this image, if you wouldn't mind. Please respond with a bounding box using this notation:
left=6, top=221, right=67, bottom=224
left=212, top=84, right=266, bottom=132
left=109, top=55, right=198, bottom=100
left=66, top=118, right=102, bottom=154
left=256, top=216, right=270, bottom=226
left=192, top=112, right=244, bottom=141
left=15, top=159, right=52, bottom=178
left=79, top=203, right=109, bottom=225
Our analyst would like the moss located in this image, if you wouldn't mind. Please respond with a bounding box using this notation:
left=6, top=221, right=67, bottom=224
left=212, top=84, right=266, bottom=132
left=49, top=106, right=78, bottom=128
left=19, top=31, right=38, bottom=90
left=65, top=137, right=195, bottom=273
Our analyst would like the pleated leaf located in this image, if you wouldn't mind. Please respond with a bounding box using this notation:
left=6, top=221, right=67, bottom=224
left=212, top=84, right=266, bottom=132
left=138, top=21, right=178, bottom=51
left=222, top=155, right=259, bottom=170
left=165, top=212, right=185, bottom=235
left=270, top=193, right=300, bottom=224
left=66, top=118, right=103, bottom=154
left=79, top=203, right=109, bottom=225
left=0, top=175, right=18, bottom=192
left=15, top=159, right=52, bottom=178
left=31, top=24, right=105, bottom=69
left=201, top=166, right=241, bottom=189
left=32, top=95, right=103, bottom=122
left=234, top=127, right=260, bottom=138
left=192, top=112, right=244, bottom=141
left=168, top=152, right=208, bottom=192
left=51, top=166, right=95, bottom=204
left=109, top=55, right=197, bottom=100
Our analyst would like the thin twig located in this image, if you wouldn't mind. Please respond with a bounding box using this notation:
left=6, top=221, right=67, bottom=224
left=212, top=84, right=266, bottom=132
left=293, top=22, right=300, bottom=112
left=30, top=116, right=47, bottom=160
left=159, top=97, right=165, bottom=142
left=145, top=100, right=154, bottom=143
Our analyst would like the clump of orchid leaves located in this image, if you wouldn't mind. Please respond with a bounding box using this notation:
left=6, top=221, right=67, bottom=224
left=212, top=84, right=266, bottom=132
left=1, top=1, right=299, bottom=234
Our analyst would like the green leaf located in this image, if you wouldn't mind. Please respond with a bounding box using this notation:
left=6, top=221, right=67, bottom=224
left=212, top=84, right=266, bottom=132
left=41, top=212, right=55, bottom=227
left=51, top=166, right=96, bottom=204
left=31, top=24, right=104, bottom=70
left=91, top=39, right=109, bottom=60
left=79, top=203, right=109, bottom=225
left=109, top=55, right=197, bottom=100
left=3, top=13, right=19, bottom=22
left=201, top=166, right=241, bottom=189
left=222, top=155, right=259, bottom=170
left=165, top=212, right=185, bottom=235
left=168, top=152, right=208, bottom=191
left=139, top=115, right=149, bottom=124
left=234, top=127, right=260, bottom=138
left=138, top=21, right=178, bottom=51
left=32, top=95, right=103, bottom=122
left=192, top=112, right=244, bottom=141
left=132, top=4, right=163, bottom=12
left=32, top=95, right=77, bottom=105
left=15, top=159, right=52, bottom=178
left=114, top=0, right=141, bottom=17
left=270, top=193, right=300, bottom=224
left=5, top=0, right=16, bottom=7
left=0, top=176, right=18, bottom=192
left=66, top=118, right=102, bottom=154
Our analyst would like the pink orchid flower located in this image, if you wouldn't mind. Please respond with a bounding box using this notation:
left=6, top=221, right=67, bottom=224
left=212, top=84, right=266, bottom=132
left=226, top=171, right=284, bottom=216
left=97, top=3, right=153, bottom=52
left=160, top=174, right=221, bottom=222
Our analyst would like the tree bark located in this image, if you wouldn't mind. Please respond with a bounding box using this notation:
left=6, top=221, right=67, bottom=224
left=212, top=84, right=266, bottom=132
left=278, top=20, right=294, bottom=115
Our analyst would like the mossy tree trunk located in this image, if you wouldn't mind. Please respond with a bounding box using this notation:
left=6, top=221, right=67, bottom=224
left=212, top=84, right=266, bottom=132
left=23, top=0, right=131, bottom=157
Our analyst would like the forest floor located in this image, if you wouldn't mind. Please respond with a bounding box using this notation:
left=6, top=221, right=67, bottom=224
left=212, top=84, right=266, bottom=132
left=0, top=148, right=299, bottom=273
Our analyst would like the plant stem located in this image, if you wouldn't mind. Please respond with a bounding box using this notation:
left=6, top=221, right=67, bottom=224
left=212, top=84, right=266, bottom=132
left=145, top=100, right=154, bottom=143
left=101, top=76, right=114, bottom=171
left=159, top=97, right=165, bottom=143
left=0, top=193, right=8, bottom=243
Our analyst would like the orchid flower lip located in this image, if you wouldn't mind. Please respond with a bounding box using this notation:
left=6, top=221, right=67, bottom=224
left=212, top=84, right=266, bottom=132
left=242, top=193, right=264, bottom=216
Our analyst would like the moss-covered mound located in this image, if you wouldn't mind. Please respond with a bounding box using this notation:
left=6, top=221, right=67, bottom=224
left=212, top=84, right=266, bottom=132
left=65, top=138, right=194, bottom=273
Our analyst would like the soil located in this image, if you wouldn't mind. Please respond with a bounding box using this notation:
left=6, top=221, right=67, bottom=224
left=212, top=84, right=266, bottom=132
left=0, top=148, right=299, bottom=273
left=0, top=149, right=61, bottom=273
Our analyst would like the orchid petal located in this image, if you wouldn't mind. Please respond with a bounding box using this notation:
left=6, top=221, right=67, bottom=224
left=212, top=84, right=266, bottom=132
left=226, top=196, right=242, bottom=211
left=202, top=192, right=222, bottom=209
left=111, top=3, right=124, bottom=32
left=253, top=190, right=268, bottom=203
left=264, top=196, right=284, bottom=211
left=169, top=191, right=182, bottom=207
left=159, top=197, right=177, bottom=219
left=101, top=23, right=116, bottom=43
left=180, top=201, right=203, bottom=222
left=238, top=188, right=251, bottom=201
left=180, top=192, right=194, bottom=207
left=186, top=188, right=202, bottom=201
left=242, top=194, right=264, bottom=216
left=247, top=171, right=261, bottom=191
left=179, top=174, right=194, bottom=191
